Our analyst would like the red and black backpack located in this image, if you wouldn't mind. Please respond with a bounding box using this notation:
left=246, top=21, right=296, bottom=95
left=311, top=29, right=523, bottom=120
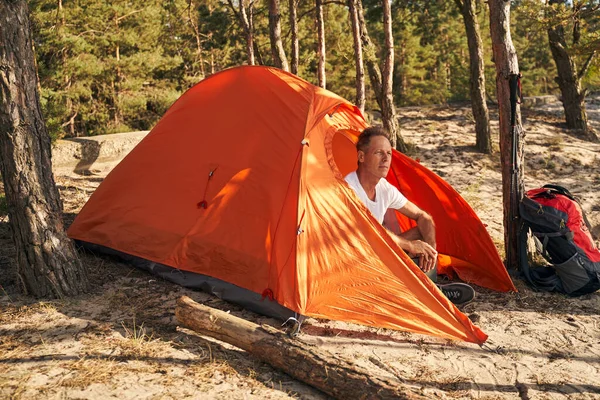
left=519, top=184, right=600, bottom=296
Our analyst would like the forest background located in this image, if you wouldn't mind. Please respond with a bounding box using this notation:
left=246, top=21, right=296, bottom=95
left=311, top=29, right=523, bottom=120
left=31, top=0, right=600, bottom=141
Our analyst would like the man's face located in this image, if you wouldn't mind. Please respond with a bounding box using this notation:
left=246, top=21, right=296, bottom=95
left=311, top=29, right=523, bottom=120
left=358, top=136, right=392, bottom=179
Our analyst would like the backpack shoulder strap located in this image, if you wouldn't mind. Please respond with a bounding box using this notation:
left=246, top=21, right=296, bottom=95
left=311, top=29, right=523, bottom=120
left=542, top=184, right=575, bottom=200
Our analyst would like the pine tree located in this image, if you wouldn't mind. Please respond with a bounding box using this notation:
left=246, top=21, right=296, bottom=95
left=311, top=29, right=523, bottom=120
left=0, top=0, right=89, bottom=298
left=454, top=0, right=491, bottom=153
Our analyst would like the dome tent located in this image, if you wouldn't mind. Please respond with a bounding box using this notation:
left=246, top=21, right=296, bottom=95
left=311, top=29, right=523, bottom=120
left=69, top=66, right=515, bottom=344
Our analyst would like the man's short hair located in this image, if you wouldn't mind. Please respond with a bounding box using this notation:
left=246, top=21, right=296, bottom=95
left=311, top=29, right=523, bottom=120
left=356, top=126, right=391, bottom=153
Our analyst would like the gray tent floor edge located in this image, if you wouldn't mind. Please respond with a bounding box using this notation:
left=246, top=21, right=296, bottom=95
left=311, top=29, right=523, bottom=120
left=75, top=240, right=298, bottom=321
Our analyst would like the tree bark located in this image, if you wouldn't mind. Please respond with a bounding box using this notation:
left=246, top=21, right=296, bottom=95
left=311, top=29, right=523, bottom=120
left=0, top=0, right=89, bottom=298
left=348, top=0, right=365, bottom=113
left=289, top=0, right=299, bottom=75
left=380, top=0, right=405, bottom=152
left=268, top=0, right=289, bottom=71
left=455, top=0, right=492, bottom=153
left=175, top=296, right=427, bottom=400
left=488, top=0, right=525, bottom=270
left=356, top=1, right=407, bottom=152
left=547, top=0, right=591, bottom=134
left=316, top=0, right=326, bottom=88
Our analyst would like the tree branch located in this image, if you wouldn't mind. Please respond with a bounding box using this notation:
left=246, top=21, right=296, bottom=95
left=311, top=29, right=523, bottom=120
left=453, top=0, right=464, bottom=12
left=578, top=50, right=597, bottom=80
left=225, top=0, right=241, bottom=24
left=297, top=0, right=345, bottom=22
left=115, top=9, right=143, bottom=23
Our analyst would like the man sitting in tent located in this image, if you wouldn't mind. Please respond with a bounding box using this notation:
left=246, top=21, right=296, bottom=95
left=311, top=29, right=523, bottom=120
left=344, top=126, right=475, bottom=305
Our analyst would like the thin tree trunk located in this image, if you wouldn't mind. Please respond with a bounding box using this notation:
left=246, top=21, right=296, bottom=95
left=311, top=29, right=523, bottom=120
left=113, top=16, right=122, bottom=128
left=187, top=0, right=206, bottom=79
left=289, top=0, right=299, bottom=74
left=58, top=0, right=75, bottom=137
left=228, top=0, right=255, bottom=65
left=355, top=1, right=407, bottom=152
left=488, top=0, right=525, bottom=269
left=242, top=0, right=255, bottom=65
left=0, top=0, right=89, bottom=298
left=547, top=0, right=590, bottom=134
left=269, top=0, right=289, bottom=71
left=348, top=0, right=365, bottom=113
left=176, top=296, right=427, bottom=400
left=380, top=0, right=405, bottom=152
left=316, top=0, right=326, bottom=88
left=455, top=0, right=492, bottom=153
left=356, top=0, right=381, bottom=100
left=399, top=39, right=407, bottom=100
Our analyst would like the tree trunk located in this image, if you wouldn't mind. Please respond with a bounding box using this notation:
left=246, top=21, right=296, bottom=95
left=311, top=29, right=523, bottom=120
left=356, top=0, right=381, bottom=99
left=399, top=39, right=407, bottom=100
left=316, top=0, right=326, bottom=88
left=289, top=0, right=299, bottom=75
left=488, top=0, right=525, bottom=270
left=228, top=0, right=255, bottom=65
left=268, top=0, right=289, bottom=71
left=175, top=296, right=427, bottom=400
left=58, top=0, right=75, bottom=137
left=547, top=0, right=590, bottom=133
left=348, top=0, right=365, bottom=113
left=187, top=0, right=206, bottom=79
left=356, top=1, right=407, bottom=152
left=0, top=0, right=89, bottom=298
left=380, top=0, right=405, bottom=152
left=455, top=0, right=492, bottom=153
left=113, top=16, right=122, bottom=129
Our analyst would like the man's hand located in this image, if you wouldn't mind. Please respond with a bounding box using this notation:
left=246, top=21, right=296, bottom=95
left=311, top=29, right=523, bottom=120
left=408, top=240, right=438, bottom=272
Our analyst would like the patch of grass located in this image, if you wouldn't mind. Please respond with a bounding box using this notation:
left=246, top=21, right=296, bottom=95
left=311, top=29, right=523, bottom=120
left=0, top=335, right=30, bottom=360
left=58, top=357, right=155, bottom=389
left=0, top=371, right=30, bottom=399
left=185, top=358, right=237, bottom=380
left=460, top=175, right=484, bottom=210
left=0, top=301, right=62, bottom=325
left=427, top=121, right=441, bottom=133
left=58, top=358, right=121, bottom=389
left=547, top=135, right=564, bottom=151
left=115, top=317, right=168, bottom=359
left=544, top=154, right=556, bottom=170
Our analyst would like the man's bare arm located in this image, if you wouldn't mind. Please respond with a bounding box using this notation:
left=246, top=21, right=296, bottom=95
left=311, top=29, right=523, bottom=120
left=387, top=229, right=437, bottom=272
left=398, top=201, right=436, bottom=249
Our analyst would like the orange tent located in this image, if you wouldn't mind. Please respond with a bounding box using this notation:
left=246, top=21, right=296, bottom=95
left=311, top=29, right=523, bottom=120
left=68, top=66, right=515, bottom=344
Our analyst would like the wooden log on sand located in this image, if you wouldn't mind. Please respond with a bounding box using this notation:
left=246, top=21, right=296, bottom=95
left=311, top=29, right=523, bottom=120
left=175, top=295, right=426, bottom=400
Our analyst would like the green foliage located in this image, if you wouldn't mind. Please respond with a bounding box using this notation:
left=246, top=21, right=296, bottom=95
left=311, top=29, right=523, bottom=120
left=28, top=0, right=599, bottom=138
left=513, top=0, right=599, bottom=94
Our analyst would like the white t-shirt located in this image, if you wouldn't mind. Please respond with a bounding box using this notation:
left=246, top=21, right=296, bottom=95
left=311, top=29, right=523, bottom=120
left=344, top=171, right=408, bottom=224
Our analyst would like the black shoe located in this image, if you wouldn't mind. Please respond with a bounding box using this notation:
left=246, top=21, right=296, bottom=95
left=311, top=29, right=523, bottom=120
left=437, top=283, right=475, bottom=305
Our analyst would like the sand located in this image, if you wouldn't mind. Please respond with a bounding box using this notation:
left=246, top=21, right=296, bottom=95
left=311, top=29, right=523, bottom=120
left=1, top=97, right=599, bottom=399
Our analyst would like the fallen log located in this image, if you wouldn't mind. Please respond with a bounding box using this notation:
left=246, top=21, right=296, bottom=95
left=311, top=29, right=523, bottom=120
left=175, top=295, right=426, bottom=399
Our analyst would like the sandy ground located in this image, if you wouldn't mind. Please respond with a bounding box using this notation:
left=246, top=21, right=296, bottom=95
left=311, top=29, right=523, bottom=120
left=1, top=97, right=599, bottom=399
